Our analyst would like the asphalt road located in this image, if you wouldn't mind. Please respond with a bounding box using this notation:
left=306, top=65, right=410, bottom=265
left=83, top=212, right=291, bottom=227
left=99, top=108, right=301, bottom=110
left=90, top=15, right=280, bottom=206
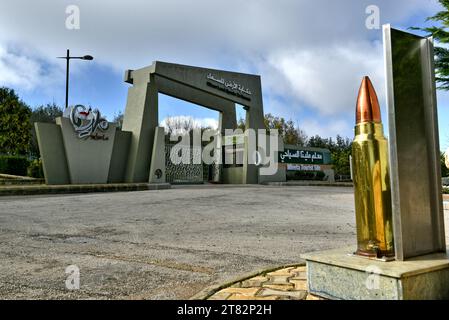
left=0, top=185, right=445, bottom=299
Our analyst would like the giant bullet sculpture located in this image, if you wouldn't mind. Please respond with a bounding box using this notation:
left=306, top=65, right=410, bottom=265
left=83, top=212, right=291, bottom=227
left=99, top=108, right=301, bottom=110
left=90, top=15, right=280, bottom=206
left=352, top=76, right=394, bottom=259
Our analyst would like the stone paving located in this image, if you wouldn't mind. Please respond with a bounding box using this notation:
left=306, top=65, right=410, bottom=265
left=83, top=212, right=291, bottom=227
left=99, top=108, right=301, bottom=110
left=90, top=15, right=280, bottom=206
left=206, top=265, right=325, bottom=300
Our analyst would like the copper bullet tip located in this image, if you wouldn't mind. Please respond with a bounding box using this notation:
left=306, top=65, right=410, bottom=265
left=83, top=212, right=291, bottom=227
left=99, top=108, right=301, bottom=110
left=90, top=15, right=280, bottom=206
left=356, top=76, right=381, bottom=124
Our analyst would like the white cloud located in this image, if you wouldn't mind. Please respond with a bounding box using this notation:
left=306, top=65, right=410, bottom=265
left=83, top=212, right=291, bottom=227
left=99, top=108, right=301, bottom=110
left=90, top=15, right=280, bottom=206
left=267, top=41, right=385, bottom=116
left=300, top=118, right=352, bottom=139
left=197, top=118, right=219, bottom=130
left=0, top=0, right=437, bottom=70
left=0, top=45, right=63, bottom=91
left=0, top=0, right=441, bottom=138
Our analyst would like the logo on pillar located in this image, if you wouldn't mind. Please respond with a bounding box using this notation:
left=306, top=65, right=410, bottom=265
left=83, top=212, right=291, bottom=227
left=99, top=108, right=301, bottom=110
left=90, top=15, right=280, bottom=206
left=70, top=105, right=109, bottom=140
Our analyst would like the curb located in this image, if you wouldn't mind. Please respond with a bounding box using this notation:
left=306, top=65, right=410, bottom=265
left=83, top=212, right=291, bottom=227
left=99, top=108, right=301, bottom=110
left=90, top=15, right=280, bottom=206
left=0, top=173, right=41, bottom=180
left=0, top=177, right=45, bottom=186
left=0, top=174, right=45, bottom=185
left=0, top=180, right=45, bottom=186
left=0, top=183, right=171, bottom=196
left=190, top=262, right=306, bottom=300
left=263, top=182, right=353, bottom=187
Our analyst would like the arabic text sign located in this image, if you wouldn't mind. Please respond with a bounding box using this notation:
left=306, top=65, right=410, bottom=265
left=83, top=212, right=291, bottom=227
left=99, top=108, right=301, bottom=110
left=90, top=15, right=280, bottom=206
left=287, top=164, right=322, bottom=172
left=206, top=73, right=252, bottom=101
left=279, top=149, right=324, bottom=164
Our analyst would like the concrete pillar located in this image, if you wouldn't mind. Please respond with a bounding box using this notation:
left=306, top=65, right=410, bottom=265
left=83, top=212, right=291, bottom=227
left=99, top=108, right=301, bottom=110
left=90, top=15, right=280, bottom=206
left=122, top=71, right=159, bottom=183
left=243, top=107, right=265, bottom=184
left=149, top=127, right=166, bottom=184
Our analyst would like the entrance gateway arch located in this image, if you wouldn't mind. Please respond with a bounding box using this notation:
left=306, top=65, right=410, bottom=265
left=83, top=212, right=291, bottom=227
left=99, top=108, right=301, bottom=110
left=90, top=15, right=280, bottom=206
left=121, top=61, right=267, bottom=184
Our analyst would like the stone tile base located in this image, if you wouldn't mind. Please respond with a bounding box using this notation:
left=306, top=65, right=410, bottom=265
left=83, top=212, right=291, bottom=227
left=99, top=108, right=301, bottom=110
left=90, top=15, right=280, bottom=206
left=204, top=265, right=324, bottom=300
left=302, top=247, right=449, bottom=300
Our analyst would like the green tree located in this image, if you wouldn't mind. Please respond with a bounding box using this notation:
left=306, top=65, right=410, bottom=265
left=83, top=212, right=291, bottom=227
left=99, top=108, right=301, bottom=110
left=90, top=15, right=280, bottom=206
left=307, top=135, right=330, bottom=149
left=237, top=117, right=244, bottom=130
left=30, top=103, right=63, bottom=123
left=29, top=103, right=63, bottom=157
left=113, top=111, right=124, bottom=130
left=307, top=134, right=352, bottom=176
left=238, top=114, right=307, bottom=146
left=412, top=0, right=449, bottom=90
left=332, top=135, right=352, bottom=177
left=0, top=87, right=32, bottom=155
left=441, top=152, right=449, bottom=177
left=263, top=113, right=307, bottom=146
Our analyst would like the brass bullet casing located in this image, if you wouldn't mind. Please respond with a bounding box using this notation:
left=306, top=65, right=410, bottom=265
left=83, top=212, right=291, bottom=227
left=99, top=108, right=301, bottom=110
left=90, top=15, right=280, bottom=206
left=352, top=77, right=394, bottom=259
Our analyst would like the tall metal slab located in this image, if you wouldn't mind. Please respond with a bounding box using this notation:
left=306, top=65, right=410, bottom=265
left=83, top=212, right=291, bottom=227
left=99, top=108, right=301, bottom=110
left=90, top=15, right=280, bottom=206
left=383, top=25, right=446, bottom=260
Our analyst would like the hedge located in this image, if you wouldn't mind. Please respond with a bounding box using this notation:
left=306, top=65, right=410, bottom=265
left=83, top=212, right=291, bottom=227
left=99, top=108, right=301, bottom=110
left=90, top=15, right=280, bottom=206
left=0, top=155, right=30, bottom=176
left=287, top=170, right=326, bottom=181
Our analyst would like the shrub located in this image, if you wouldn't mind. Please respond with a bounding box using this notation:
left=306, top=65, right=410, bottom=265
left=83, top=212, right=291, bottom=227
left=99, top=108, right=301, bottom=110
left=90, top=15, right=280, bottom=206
left=287, top=170, right=326, bottom=181
left=27, top=158, right=44, bottom=178
left=0, top=155, right=30, bottom=176
left=316, top=171, right=326, bottom=180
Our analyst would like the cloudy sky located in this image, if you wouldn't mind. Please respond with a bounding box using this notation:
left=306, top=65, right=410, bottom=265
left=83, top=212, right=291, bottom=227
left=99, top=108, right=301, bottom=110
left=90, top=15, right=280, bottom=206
left=1, top=0, right=448, bottom=148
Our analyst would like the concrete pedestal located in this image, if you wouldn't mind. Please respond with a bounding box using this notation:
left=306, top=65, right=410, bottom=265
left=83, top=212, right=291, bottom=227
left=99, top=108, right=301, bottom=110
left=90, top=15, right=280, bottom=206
left=301, top=247, right=449, bottom=300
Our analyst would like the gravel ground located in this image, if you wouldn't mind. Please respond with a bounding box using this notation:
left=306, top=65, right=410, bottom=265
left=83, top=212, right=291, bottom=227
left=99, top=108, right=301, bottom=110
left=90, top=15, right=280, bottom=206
left=0, top=185, right=446, bottom=299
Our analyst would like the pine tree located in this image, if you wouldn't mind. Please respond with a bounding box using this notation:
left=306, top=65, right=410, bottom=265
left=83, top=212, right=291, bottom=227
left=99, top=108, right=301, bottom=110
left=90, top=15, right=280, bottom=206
left=412, top=0, right=449, bottom=90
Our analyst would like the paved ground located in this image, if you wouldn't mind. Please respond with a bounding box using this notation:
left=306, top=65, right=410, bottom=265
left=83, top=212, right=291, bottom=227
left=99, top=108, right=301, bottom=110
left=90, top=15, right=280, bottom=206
left=207, top=265, right=325, bottom=300
left=0, top=185, right=447, bottom=299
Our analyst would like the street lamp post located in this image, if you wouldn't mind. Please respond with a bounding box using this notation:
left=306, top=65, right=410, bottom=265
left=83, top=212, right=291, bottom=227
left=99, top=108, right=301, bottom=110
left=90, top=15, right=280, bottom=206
left=58, top=49, right=94, bottom=110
